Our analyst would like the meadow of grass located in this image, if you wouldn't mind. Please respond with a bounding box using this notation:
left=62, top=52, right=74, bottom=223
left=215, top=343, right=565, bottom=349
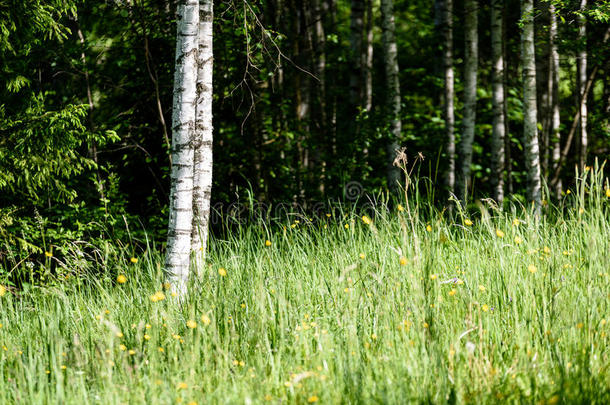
left=0, top=169, right=609, bottom=404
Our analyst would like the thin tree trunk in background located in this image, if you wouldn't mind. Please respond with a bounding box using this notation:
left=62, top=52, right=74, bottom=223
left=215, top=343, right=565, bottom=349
left=313, top=0, right=327, bottom=195
left=364, top=0, right=374, bottom=112
left=457, top=0, right=478, bottom=204
left=166, top=0, right=199, bottom=294
left=191, top=0, right=213, bottom=273
left=549, top=3, right=562, bottom=198
left=521, top=0, right=541, bottom=212
left=490, top=0, right=505, bottom=204
left=578, top=0, right=587, bottom=168
left=350, top=0, right=364, bottom=109
left=380, top=0, right=401, bottom=193
left=442, top=0, right=455, bottom=195
left=503, top=4, right=512, bottom=195
left=536, top=5, right=550, bottom=176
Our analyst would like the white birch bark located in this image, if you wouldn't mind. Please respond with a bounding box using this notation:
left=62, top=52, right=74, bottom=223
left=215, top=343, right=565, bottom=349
left=491, top=0, right=505, bottom=204
left=549, top=3, right=562, bottom=198
left=166, top=0, right=199, bottom=295
left=521, top=0, right=542, bottom=212
left=457, top=0, right=478, bottom=203
left=380, top=0, right=401, bottom=192
left=364, top=0, right=374, bottom=112
left=578, top=0, right=587, bottom=168
left=191, top=0, right=214, bottom=273
left=442, top=0, right=455, bottom=194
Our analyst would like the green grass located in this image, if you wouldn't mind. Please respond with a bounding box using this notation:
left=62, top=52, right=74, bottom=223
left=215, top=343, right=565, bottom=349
left=1, top=171, right=609, bottom=404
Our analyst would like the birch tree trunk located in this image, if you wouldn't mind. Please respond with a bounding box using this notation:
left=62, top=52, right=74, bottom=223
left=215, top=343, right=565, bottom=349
left=442, top=0, right=455, bottom=195
left=578, top=0, right=587, bottom=168
left=191, top=0, right=213, bottom=273
left=380, top=0, right=401, bottom=193
left=364, top=0, right=374, bottom=112
left=549, top=3, right=562, bottom=198
left=521, top=0, right=542, bottom=212
left=166, top=0, right=199, bottom=295
left=349, top=0, right=364, bottom=109
left=456, top=0, right=478, bottom=204
left=490, top=0, right=505, bottom=203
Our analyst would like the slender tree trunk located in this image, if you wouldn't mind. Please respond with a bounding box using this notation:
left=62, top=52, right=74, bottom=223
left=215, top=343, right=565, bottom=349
left=191, top=0, right=213, bottom=273
left=457, top=0, right=478, bottom=203
left=364, top=0, right=374, bottom=112
left=166, top=0, right=199, bottom=294
left=349, top=0, right=365, bottom=109
left=549, top=3, right=562, bottom=198
left=490, top=0, right=505, bottom=203
left=313, top=0, right=327, bottom=195
left=521, top=0, right=542, bottom=212
left=503, top=5, right=512, bottom=195
left=442, top=0, right=455, bottom=194
left=578, top=0, right=587, bottom=168
left=536, top=6, right=550, bottom=176
left=380, top=0, right=401, bottom=193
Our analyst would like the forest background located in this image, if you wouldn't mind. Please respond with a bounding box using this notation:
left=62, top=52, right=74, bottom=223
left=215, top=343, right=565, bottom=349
left=1, top=0, right=609, bottom=282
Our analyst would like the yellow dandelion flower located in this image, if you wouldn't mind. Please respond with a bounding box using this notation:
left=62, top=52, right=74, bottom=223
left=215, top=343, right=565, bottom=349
left=495, top=229, right=504, bottom=238
left=177, top=382, right=188, bottom=390
left=359, top=253, right=365, bottom=259
left=423, top=322, right=429, bottom=328
left=344, top=223, right=349, bottom=229
left=344, top=287, right=350, bottom=293
left=606, top=188, right=610, bottom=198
left=149, top=291, right=166, bottom=302
left=482, top=304, right=489, bottom=312
left=528, top=264, right=537, bottom=273
left=361, top=215, right=371, bottom=225
left=512, top=218, right=520, bottom=226
left=144, top=334, right=151, bottom=340
left=201, top=314, right=211, bottom=325
left=128, top=349, right=136, bottom=355
left=448, top=289, right=457, bottom=296
left=130, top=257, right=138, bottom=263
left=426, top=224, right=432, bottom=232
left=158, top=347, right=164, bottom=352
left=543, top=246, right=551, bottom=254
left=116, top=275, right=127, bottom=284
left=0, top=285, right=6, bottom=297
left=399, top=256, right=408, bottom=266
left=145, top=323, right=151, bottom=329
left=265, top=240, right=272, bottom=247
left=119, top=344, right=127, bottom=351
left=430, top=274, right=437, bottom=280
left=576, top=323, right=583, bottom=329
left=371, top=333, right=377, bottom=340
left=478, top=285, right=486, bottom=292
left=218, top=267, right=227, bottom=277
left=397, top=204, right=404, bottom=212
left=307, top=396, right=319, bottom=403
left=186, top=320, right=197, bottom=329
left=514, top=236, right=522, bottom=245
left=566, top=189, right=571, bottom=194
left=116, top=332, right=124, bottom=338
left=61, top=365, right=66, bottom=370
left=464, top=219, right=473, bottom=226
left=264, top=394, right=273, bottom=401
left=45, top=251, right=53, bottom=258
